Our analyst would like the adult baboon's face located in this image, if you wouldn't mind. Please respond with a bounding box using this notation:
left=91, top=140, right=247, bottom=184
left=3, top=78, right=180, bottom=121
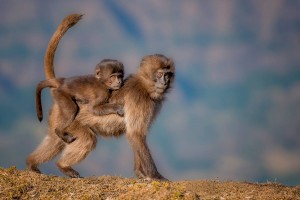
left=154, top=67, right=174, bottom=93
left=139, top=54, right=175, bottom=95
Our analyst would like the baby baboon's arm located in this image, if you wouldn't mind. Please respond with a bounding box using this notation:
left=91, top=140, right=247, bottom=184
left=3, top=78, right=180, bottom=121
left=90, top=97, right=124, bottom=116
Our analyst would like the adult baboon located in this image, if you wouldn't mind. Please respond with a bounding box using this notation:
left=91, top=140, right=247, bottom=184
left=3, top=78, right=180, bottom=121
left=27, top=14, right=175, bottom=180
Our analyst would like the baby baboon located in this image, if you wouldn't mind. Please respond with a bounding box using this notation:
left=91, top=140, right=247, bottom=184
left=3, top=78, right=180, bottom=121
left=36, top=59, right=124, bottom=143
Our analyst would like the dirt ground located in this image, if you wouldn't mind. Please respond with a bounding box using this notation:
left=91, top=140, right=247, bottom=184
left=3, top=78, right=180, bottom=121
left=0, top=167, right=299, bottom=199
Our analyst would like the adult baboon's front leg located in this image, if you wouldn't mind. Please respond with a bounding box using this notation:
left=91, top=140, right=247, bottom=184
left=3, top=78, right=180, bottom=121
left=127, top=134, right=166, bottom=180
left=133, top=151, right=146, bottom=179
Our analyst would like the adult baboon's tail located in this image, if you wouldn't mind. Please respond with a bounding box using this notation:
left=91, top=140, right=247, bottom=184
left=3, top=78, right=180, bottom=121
left=44, top=14, right=83, bottom=79
left=36, top=79, right=62, bottom=122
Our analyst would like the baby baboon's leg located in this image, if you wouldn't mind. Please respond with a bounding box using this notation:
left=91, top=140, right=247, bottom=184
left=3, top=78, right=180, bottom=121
left=26, top=133, right=65, bottom=173
left=53, top=89, right=78, bottom=143
left=56, top=127, right=97, bottom=178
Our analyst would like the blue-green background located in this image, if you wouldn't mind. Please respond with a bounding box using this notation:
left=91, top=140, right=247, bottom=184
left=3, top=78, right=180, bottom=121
left=1, top=0, right=300, bottom=185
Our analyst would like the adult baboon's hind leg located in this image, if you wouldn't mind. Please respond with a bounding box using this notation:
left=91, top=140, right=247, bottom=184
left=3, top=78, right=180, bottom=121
left=56, top=126, right=97, bottom=178
left=26, top=134, right=65, bottom=173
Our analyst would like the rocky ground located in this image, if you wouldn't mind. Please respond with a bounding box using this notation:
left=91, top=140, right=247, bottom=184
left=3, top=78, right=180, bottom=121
left=0, top=167, right=299, bottom=199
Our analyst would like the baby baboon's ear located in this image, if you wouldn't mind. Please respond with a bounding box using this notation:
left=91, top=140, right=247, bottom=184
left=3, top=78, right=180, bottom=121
left=95, top=68, right=102, bottom=79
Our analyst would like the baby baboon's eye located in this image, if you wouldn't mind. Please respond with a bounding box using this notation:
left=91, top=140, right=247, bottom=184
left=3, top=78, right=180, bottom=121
left=110, top=75, right=117, bottom=82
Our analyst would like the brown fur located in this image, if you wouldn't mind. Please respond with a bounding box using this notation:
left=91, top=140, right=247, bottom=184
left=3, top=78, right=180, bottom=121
left=27, top=14, right=175, bottom=180
left=36, top=59, right=124, bottom=143
left=36, top=78, right=62, bottom=121
left=44, top=14, right=83, bottom=80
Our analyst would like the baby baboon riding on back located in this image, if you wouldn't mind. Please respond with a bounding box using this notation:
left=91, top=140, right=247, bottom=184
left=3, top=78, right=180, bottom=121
left=36, top=59, right=124, bottom=143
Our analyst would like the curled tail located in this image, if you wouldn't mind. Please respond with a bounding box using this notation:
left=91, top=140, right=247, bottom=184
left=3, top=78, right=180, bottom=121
left=36, top=79, right=62, bottom=121
left=44, top=14, right=83, bottom=79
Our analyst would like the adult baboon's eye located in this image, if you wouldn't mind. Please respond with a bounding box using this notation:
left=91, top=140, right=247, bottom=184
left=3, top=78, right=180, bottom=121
left=167, top=72, right=173, bottom=78
left=157, top=71, right=163, bottom=78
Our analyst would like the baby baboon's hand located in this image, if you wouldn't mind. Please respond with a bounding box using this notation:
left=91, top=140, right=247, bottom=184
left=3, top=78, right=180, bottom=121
left=117, top=105, right=124, bottom=116
left=63, top=133, right=77, bottom=144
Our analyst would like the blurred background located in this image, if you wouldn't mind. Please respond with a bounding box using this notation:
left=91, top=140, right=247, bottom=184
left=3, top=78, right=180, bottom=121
left=0, top=0, right=299, bottom=185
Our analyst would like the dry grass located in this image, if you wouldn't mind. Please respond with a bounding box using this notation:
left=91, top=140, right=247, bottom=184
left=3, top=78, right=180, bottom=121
left=0, top=166, right=299, bottom=199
